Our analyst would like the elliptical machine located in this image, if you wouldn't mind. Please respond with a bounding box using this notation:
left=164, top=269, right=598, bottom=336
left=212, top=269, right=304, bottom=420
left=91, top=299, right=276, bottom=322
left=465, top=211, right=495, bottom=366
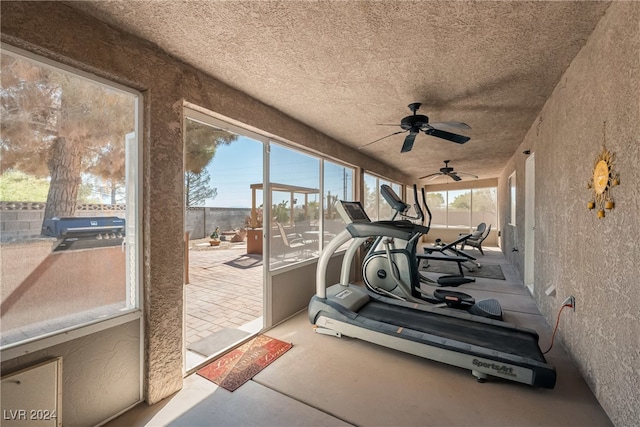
left=362, top=184, right=503, bottom=320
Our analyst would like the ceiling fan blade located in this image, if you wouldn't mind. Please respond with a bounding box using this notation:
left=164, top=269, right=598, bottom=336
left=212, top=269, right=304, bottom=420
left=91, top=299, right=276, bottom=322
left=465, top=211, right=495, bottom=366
left=427, top=174, right=444, bottom=181
left=457, top=172, right=479, bottom=179
left=425, top=128, right=470, bottom=144
left=400, top=132, right=418, bottom=153
left=430, top=121, right=472, bottom=130
left=447, top=172, right=462, bottom=182
left=418, top=172, right=441, bottom=180
left=359, top=130, right=406, bottom=149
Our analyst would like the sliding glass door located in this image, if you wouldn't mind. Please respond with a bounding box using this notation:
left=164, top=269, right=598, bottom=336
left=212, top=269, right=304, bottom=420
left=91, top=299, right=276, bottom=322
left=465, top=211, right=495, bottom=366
left=183, top=109, right=265, bottom=372
left=182, top=107, right=356, bottom=371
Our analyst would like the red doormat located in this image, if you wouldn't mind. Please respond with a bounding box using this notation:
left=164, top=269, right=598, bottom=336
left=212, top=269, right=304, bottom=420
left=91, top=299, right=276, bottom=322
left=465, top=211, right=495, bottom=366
left=197, top=335, right=292, bottom=392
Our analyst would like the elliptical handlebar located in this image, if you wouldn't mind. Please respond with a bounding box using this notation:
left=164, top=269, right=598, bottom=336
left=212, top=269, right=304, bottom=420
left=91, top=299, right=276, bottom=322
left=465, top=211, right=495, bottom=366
left=376, top=183, right=434, bottom=239
left=377, top=183, right=436, bottom=233
left=411, top=184, right=424, bottom=224
left=420, top=186, right=432, bottom=231
left=380, top=184, right=423, bottom=222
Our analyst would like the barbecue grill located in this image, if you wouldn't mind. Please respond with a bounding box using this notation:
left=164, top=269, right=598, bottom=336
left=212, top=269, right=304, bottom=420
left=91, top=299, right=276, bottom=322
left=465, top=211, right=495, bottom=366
left=42, top=216, right=126, bottom=251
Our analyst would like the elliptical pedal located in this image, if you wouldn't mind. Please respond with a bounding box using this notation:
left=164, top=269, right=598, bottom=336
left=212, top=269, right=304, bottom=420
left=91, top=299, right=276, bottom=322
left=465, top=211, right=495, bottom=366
left=469, top=298, right=503, bottom=320
left=436, top=274, right=475, bottom=287
left=433, top=289, right=475, bottom=309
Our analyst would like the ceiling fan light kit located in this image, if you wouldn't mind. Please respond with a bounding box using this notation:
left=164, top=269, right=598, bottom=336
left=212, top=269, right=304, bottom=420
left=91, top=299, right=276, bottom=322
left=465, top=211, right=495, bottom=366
left=360, top=102, right=471, bottom=153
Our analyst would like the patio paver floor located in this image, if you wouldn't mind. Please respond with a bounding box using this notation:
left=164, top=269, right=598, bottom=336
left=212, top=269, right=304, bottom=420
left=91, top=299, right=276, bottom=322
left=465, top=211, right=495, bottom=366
left=185, top=241, right=263, bottom=348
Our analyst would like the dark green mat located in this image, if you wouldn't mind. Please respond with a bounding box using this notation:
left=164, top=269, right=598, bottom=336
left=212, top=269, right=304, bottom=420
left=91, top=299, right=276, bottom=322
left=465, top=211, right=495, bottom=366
left=420, top=259, right=506, bottom=280
left=188, top=328, right=251, bottom=357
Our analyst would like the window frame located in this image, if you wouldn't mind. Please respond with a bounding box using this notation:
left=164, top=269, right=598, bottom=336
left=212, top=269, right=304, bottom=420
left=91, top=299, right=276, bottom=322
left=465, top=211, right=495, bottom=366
left=425, top=186, right=498, bottom=230
left=267, top=142, right=358, bottom=269
left=268, top=141, right=322, bottom=268
left=470, top=187, right=498, bottom=229
left=0, top=43, right=143, bottom=359
left=363, top=171, right=403, bottom=221
left=183, top=104, right=357, bottom=272
left=446, top=188, right=473, bottom=229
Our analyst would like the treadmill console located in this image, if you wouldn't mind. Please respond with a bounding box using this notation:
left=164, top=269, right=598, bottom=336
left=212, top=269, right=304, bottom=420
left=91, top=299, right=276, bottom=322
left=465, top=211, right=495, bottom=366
left=337, top=201, right=371, bottom=224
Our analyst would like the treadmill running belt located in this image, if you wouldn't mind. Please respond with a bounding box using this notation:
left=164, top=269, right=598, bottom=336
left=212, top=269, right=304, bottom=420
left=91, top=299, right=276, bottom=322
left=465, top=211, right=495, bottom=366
left=358, top=302, right=545, bottom=362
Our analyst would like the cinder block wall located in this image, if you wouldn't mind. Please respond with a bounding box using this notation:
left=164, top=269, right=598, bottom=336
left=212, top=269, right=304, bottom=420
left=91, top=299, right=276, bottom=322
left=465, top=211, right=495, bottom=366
left=1, top=205, right=251, bottom=241
left=185, top=207, right=251, bottom=239
left=0, top=210, right=44, bottom=239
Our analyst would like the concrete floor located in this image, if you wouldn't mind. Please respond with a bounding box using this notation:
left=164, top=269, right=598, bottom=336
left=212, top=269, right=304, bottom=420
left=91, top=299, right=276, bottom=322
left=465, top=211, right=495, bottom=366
left=105, top=247, right=612, bottom=427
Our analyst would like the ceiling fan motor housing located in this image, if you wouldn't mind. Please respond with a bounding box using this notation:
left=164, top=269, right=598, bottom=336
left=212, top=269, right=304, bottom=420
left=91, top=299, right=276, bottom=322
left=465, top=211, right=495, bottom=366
left=360, top=102, right=469, bottom=152
left=400, top=114, right=429, bottom=131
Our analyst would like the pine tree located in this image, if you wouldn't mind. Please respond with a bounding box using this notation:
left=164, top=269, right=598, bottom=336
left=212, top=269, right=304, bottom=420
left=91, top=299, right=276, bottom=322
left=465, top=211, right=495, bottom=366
left=185, top=169, right=217, bottom=207
left=1, top=52, right=238, bottom=232
left=1, top=52, right=134, bottom=226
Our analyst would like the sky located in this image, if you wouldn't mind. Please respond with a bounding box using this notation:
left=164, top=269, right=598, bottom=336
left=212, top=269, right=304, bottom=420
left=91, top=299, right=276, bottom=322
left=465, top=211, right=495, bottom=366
left=204, top=136, right=263, bottom=208
left=204, top=136, right=352, bottom=208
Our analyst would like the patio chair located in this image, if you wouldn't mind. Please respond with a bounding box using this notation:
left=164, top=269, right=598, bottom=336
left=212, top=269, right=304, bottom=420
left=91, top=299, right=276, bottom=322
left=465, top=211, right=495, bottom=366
left=460, top=224, right=491, bottom=255
left=471, top=222, right=486, bottom=238
left=275, top=222, right=314, bottom=260
left=458, top=222, right=485, bottom=240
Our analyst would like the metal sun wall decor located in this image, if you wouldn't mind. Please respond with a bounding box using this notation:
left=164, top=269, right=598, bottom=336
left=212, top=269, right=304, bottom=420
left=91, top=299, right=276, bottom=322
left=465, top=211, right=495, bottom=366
left=587, top=123, right=619, bottom=218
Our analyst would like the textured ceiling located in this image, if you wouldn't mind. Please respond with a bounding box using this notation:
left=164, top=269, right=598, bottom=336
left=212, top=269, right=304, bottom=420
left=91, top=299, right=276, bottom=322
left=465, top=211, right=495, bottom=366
left=67, top=1, right=610, bottom=182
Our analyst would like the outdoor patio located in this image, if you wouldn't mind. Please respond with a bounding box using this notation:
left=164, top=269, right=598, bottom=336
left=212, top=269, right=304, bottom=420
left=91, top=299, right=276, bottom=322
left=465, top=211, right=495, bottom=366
left=185, top=240, right=263, bottom=350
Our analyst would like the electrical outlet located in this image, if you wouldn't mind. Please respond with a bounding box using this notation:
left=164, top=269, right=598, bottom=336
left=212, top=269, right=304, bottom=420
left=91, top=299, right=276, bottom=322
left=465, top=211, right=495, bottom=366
left=562, top=295, right=576, bottom=311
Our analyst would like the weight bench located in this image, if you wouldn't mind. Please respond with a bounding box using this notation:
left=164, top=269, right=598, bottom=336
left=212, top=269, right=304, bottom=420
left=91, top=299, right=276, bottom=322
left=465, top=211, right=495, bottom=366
left=425, top=233, right=481, bottom=269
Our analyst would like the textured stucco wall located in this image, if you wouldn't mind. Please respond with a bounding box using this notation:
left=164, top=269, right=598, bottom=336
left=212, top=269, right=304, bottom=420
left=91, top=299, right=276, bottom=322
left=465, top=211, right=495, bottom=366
left=0, top=320, right=141, bottom=427
left=499, top=3, right=639, bottom=425
left=0, top=1, right=410, bottom=407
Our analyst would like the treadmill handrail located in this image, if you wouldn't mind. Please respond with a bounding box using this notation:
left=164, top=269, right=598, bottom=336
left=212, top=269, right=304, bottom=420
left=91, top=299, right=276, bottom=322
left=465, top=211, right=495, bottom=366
left=340, top=236, right=368, bottom=287
left=316, top=229, right=352, bottom=299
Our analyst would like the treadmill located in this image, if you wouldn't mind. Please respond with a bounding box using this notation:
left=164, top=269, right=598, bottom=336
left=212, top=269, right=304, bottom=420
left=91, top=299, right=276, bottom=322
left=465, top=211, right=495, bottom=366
left=308, top=200, right=556, bottom=388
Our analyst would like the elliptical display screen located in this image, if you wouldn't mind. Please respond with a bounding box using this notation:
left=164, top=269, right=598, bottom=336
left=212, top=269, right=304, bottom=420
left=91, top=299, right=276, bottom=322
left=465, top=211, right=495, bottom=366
left=340, top=201, right=371, bottom=223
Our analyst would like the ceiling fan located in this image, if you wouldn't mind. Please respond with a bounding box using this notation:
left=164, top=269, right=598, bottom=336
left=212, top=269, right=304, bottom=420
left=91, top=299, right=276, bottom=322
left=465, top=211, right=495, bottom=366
left=359, top=102, right=471, bottom=153
left=419, top=160, right=478, bottom=182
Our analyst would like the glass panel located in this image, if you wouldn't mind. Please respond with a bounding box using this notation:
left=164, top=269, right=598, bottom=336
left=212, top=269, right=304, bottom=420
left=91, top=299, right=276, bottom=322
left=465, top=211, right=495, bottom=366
left=269, top=144, right=320, bottom=268
left=183, top=119, right=264, bottom=369
left=363, top=173, right=378, bottom=221
left=471, top=187, right=497, bottom=230
left=426, top=191, right=447, bottom=228
left=184, top=119, right=240, bottom=208
left=0, top=49, right=139, bottom=348
left=391, top=183, right=403, bottom=200
left=405, top=186, right=413, bottom=205
left=509, top=173, right=517, bottom=225
left=447, top=189, right=472, bottom=228
left=323, top=161, right=354, bottom=244
left=378, top=179, right=393, bottom=220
